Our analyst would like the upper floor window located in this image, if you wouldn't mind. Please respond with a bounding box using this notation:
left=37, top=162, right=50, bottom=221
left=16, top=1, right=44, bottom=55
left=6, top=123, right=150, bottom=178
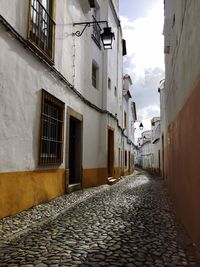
left=92, top=61, right=99, bottom=89
left=28, top=0, right=55, bottom=62
left=114, top=86, right=117, bottom=96
left=39, top=90, right=64, bottom=165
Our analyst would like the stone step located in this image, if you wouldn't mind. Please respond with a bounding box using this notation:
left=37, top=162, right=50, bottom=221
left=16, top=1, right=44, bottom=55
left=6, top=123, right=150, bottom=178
left=107, top=177, right=121, bottom=185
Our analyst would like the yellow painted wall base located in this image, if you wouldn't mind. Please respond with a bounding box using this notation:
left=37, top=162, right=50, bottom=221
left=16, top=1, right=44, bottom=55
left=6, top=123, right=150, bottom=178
left=0, top=169, right=65, bottom=218
left=114, top=167, right=121, bottom=178
left=83, top=168, right=107, bottom=188
left=124, top=170, right=131, bottom=176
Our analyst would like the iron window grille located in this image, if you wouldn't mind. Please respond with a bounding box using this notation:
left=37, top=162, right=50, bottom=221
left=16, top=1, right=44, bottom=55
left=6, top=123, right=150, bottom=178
left=28, top=0, right=55, bottom=61
left=91, top=15, right=101, bottom=49
left=39, top=89, right=64, bottom=165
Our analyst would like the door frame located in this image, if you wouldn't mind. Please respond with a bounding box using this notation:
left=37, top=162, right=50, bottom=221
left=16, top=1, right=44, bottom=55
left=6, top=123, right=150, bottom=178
left=107, top=126, right=114, bottom=178
left=65, top=107, right=83, bottom=193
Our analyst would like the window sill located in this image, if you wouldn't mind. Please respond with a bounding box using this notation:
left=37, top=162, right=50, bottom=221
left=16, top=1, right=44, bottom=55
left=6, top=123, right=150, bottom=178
left=27, top=39, right=55, bottom=66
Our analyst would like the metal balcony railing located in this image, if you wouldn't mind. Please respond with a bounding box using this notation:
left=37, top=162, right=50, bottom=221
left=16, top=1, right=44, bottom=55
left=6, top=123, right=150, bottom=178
left=91, top=15, right=101, bottom=49
left=29, top=0, right=55, bottom=60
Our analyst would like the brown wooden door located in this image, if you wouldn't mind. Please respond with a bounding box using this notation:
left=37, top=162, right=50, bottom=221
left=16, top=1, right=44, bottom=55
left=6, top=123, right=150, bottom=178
left=69, top=116, right=82, bottom=184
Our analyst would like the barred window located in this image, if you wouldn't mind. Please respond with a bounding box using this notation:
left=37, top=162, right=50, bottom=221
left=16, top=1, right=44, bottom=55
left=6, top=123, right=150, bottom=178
left=28, top=0, right=55, bottom=61
left=39, top=90, right=64, bottom=165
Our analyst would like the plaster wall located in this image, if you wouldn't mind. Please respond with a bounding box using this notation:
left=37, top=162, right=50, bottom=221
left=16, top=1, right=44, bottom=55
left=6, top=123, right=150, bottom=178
left=163, top=0, right=200, bottom=251
left=0, top=0, right=29, bottom=37
left=164, top=0, right=200, bottom=125
left=151, top=140, right=160, bottom=170
left=0, top=25, right=104, bottom=172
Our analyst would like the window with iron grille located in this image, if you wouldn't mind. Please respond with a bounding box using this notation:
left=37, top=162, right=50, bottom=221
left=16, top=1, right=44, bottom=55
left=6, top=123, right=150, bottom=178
left=39, top=90, right=64, bottom=165
left=28, top=0, right=55, bottom=61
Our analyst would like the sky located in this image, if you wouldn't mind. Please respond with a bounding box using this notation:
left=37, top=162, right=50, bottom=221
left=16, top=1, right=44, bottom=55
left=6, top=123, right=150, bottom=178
left=119, top=0, right=165, bottom=139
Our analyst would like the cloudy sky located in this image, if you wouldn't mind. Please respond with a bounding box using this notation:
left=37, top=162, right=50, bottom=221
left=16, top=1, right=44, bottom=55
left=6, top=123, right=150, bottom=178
left=119, top=0, right=165, bottom=138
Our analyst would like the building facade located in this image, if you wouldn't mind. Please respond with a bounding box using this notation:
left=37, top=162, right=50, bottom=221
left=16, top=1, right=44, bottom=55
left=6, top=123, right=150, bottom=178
left=122, top=75, right=137, bottom=175
left=0, top=0, right=136, bottom=218
left=162, top=0, right=200, bottom=251
left=151, top=117, right=161, bottom=174
left=135, top=118, right=161, bottom=174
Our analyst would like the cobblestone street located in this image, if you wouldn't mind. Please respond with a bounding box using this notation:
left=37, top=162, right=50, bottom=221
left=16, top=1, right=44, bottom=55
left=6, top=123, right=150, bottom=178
left=0, top=171, right=199, bottom=267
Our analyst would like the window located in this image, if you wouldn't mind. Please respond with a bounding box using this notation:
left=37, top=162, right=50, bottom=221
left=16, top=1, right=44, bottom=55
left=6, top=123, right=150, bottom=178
left=39, top=89, right=64, bottom=165
left=124, top=111, right=127, bottom=129
left=92, top=62, right=98, bottom=89
left=125, top=150, right=127, bottom=167
left=108, top=78, right=111, bottom=90
left=114, top=86, right=117, bottom=96
left=28, top=0, right=55, bottom=61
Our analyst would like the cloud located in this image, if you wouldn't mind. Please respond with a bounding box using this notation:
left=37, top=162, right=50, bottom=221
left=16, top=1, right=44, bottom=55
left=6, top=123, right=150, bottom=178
left=120, top=1, right=164, bottom=138
left=121, top=2, right=164, bottom=79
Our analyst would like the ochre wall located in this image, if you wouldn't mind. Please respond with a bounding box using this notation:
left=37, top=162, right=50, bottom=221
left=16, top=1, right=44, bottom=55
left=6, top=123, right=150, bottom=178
left=114, top=167, right=121, bottom=178
left=166, top=75, right=200, bottom=250
left=83, top=168, right=107, bottom=188
left=0, top=169, right=65, bottom=218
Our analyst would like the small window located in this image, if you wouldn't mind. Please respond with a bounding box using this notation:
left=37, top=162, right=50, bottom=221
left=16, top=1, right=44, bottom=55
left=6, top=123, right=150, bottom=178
left=114, top=86, right=117, bottom=96
left=172, top=14, right=175, bottom=28
left=39, top=89, right=64, bottom=165
left=108, top=78, right=111, bottom=90
left=28, top=0, right=55, bottom=61
left=92, top=62, right=98, bottom=89
left=124, top=111, right=127, bottom=129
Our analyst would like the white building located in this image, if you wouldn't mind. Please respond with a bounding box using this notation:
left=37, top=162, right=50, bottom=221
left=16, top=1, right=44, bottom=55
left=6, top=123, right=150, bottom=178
left=122, top=74, right=137, bottom=175
left=0, top=0, right=136, bottom=218
left=140, top=130, right=152, bottom=170
left=151, top=117, right=161, bottom=174
left=135, top=118, right=161, bottom=174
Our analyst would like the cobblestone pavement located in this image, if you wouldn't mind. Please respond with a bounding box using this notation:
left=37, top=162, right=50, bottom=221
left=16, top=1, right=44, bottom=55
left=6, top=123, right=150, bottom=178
left=0, top=170, right=199, bottom=267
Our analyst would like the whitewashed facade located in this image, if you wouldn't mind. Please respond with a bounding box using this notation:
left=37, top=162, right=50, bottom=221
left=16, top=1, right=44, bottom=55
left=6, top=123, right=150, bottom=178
left=135, top=118, right=161, bottom=174
left=0, top=0, right=136, bottom=218
left=151, top=117, right=161, bottom=174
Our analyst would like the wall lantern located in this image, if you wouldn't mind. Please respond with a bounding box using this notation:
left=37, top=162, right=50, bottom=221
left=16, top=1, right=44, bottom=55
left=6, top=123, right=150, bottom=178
left=139, top=122, right=144, bottom=130
left=100, top=27, right=115, bottom=49
left=73, top=18, right=115, bottom=50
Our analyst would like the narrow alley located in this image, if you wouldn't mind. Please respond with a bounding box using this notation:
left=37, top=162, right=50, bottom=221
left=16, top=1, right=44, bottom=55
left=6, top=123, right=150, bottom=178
left=0, top=171, right=198, bottom=267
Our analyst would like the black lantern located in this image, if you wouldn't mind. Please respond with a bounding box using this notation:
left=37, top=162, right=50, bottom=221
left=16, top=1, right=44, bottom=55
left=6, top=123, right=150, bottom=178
left=139, top=122, right=143, bottom=130
left=73, top=20, right=115, bottom=50
left=100, top=27, right=115, bottom=49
